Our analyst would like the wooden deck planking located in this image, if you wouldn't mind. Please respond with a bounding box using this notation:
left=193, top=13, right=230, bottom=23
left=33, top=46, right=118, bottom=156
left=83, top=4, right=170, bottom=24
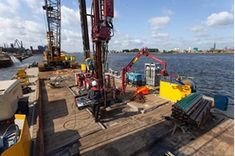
left=40, top=79, right=102, bottom=154
left=79, top=103, right=173, bottom=154
left=127, top=94, right=171, bottom=113
left=37, top=69, right=234, bottom=156
left=177, top=119, right=234, bottom=156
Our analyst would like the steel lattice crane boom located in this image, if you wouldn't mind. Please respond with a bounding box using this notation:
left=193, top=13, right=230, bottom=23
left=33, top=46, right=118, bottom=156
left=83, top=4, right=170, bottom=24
left=43, top=0, right=61, bottom=64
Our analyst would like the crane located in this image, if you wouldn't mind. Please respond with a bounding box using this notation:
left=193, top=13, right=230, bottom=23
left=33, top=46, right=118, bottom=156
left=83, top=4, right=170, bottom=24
left=121, top=48, right=168, bottom=92
left=42, top=0, right=61, bottom=65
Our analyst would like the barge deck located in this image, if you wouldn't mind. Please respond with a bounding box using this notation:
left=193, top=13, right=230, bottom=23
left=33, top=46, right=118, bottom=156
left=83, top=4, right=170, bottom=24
left=31, top=68, right=233, bottom=156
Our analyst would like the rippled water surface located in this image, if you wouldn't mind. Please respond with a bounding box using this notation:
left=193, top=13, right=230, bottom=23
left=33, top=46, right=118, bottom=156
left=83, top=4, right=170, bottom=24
left=106, top=53, right=234, bottom=105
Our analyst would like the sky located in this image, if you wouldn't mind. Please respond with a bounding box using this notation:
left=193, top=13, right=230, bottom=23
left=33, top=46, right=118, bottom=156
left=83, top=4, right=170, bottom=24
left=0, top=0, right=233, bottom=52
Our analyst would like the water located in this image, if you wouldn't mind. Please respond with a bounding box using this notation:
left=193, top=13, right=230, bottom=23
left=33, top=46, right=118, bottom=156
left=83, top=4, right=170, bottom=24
left=0, top=53, right=233, bottom=106
left=0, top=54, right=42, bottom=80
left=106, top=53, right=234, bottom=105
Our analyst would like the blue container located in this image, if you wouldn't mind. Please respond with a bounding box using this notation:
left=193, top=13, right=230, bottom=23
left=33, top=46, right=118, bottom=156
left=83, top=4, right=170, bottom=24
left=126, top=72, right=143, bottom=86
left=214, top=95, right=229, bottom=111
left=127, top=72, right=142, bottom=81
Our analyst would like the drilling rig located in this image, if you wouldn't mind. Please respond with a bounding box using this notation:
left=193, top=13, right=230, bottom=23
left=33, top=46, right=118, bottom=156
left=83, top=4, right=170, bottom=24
left=77, top=0, right=114, bottom=121
left=78, top=0, right=114, bottom=91
left=79, top=0, right=114, bottom=84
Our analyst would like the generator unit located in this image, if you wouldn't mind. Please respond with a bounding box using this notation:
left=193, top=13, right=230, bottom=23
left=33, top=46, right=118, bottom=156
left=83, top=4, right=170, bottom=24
left=145, top=63, right=162, bottom=86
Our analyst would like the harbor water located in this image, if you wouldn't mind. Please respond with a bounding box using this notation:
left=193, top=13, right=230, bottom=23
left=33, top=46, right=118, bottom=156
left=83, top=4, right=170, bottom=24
left=0, top=54, right=42, bottom=80
left=0, top=53, right=233, bottom=107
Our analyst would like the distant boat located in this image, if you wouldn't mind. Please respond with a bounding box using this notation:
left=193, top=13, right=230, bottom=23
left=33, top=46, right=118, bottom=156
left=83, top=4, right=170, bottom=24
left=0, top=53, right=13, bottom=68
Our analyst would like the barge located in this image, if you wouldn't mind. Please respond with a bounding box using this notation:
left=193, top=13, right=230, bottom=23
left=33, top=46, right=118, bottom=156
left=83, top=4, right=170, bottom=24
left=29, top=68, right=233, bottom=156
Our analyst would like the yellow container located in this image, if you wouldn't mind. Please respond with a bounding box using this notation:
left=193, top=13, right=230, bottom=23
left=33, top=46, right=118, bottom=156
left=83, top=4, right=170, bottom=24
left=2, top=114, right=31, bottom=156
left=81, top=63, right=87, bottom=72
left=159, top=80, right=191, bottom=102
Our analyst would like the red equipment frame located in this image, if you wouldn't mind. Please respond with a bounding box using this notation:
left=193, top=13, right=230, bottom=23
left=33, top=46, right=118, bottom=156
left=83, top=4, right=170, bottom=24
left=121, top=48, right=168, bottom=92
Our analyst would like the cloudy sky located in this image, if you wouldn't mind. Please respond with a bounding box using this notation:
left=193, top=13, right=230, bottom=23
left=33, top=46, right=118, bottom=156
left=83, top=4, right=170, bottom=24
left=0, top=0, right=233, bottom=52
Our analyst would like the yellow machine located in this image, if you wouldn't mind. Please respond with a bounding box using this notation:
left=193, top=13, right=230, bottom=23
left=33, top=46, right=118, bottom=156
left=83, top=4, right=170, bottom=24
left=159, top=80, right=192, bottom=102
left=1, top=115, right=31, bottom=156
left=15, top=69, right=29, bottom=86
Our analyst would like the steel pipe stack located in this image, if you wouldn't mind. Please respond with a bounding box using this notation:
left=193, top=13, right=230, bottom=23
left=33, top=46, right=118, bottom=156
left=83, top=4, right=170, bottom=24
left=171, top=93, right=212, bottom=127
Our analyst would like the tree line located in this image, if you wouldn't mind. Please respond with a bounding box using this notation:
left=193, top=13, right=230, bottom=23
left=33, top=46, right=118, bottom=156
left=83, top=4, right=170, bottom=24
left=122, top=48, right=159, bottom=53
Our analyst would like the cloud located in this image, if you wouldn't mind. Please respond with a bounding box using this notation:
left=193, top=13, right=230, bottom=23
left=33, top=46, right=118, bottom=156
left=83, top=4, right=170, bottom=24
left=109, top=31, right=145, bottom=50
left=162, top=9, right=173, bottom=16
left=152, top=32, right=169, bottom=38
left=0, top=16, right=45, bottom=48
left=151, top=32, right=170, bottom=42
left=61, top=5, right=80, bottom=27
left=23, top=0, right=44, bottom=14
left=206, top=11, right=233, bottom=26
left=6, top=0, right=20, bottom=10
left=190, top=24, right=208, bottom=37
left=61, top=29, right=82, bottom=52
left=190, top=11, right=233, bottom=39
left=0, top=0, right=20, bottom=15
left=148, top=16, right=170, bottom=29
left=191, top=25, right=206, bottom=32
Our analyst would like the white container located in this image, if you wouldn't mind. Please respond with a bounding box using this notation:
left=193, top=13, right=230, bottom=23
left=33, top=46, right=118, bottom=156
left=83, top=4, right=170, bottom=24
left=0, top=80, right=22, bottom=121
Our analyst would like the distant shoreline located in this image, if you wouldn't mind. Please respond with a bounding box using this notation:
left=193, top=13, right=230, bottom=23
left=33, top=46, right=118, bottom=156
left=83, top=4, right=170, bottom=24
left=108, top=52, right=234, bottom=55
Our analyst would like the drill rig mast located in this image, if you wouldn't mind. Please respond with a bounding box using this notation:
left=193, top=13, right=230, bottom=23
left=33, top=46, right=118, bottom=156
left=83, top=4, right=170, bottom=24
left=78, top=0, right=114, bottom=89
left=91, top=0, right=114, bottom=89
left=78, top=0, right=90, bottom=59
left=43, top=0, right=61, bottom=65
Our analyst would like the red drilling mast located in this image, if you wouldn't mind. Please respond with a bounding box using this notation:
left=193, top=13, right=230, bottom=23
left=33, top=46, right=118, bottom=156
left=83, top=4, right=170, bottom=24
left=78, top=0, right=114, bottom=110
left=78, top=0, right=114, bottom=89
left=91, top=0, right=114, bottom=89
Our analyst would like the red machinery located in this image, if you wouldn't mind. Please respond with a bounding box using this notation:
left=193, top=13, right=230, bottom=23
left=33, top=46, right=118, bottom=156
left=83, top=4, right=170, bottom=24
left=77, top=0, right=114, bottom=117
left=121, top=48, right=168, bottom=92
left=78, top=0, right=114, bottom=89
left=91, top=0, right=114, bottom=90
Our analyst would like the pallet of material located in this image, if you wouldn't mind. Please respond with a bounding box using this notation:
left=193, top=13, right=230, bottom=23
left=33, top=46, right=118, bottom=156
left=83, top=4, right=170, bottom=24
left=172, top=93, right=213, bottom=127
